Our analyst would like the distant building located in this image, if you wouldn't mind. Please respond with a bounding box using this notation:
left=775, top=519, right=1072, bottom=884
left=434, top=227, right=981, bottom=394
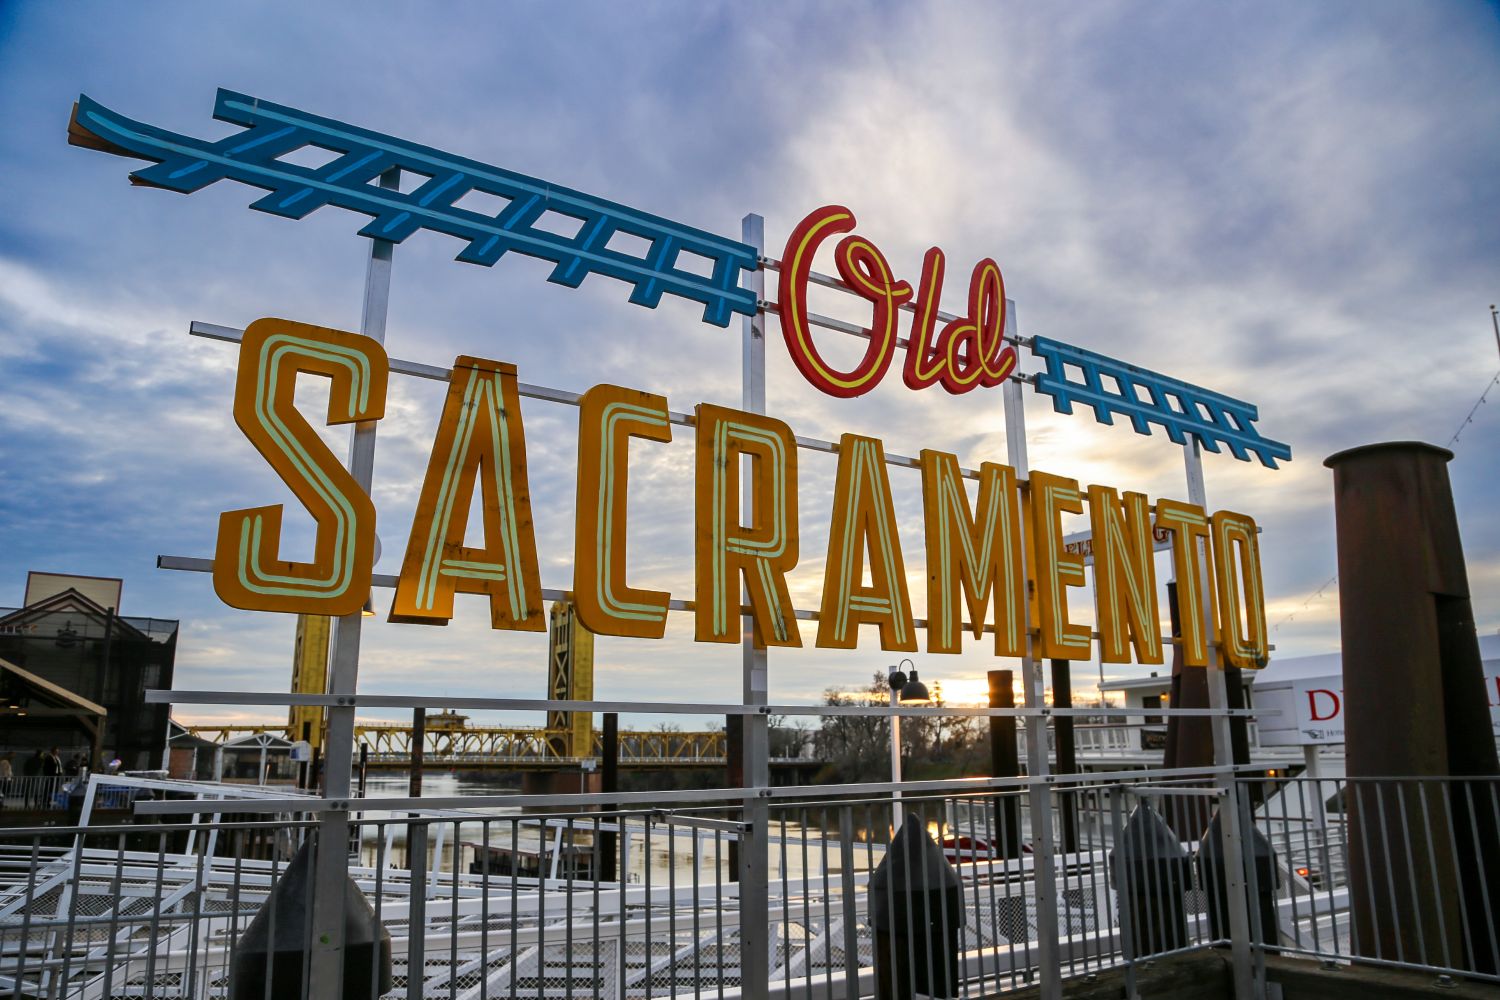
left=0, top=572, right=178, bottom=772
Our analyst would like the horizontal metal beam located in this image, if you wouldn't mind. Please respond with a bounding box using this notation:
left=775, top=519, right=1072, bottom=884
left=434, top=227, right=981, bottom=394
left=157, top=553, right=1275, bottom=653
left=756, top=255, right=1029, bottom=347
left=759, top=297, right=1027, bottom=357
left=147, top=687, right=1254, bottom=718
left=132, top=761, right=1270, bottom=816
left=188, top=320, right=983, bottom=479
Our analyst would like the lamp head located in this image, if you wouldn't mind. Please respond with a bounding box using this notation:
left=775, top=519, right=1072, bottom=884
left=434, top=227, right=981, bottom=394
left=898, top=669, right=931, bottom=705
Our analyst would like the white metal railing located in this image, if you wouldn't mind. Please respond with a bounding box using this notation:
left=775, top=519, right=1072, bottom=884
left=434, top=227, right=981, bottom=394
left=6, top=775, right=1492, bottom=999
left=0, top=775, right=69, bottom=811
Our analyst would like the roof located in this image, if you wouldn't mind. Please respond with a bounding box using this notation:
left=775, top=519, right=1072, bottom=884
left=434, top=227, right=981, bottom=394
left=0, top=588, right=151, bottom=641
left=0, top=589, right=178, bottom=643
left=221, top=731, right=293, bottom=750
left=1098, top=674, right=1173, bottom=693
left=1260, top=631, right=1500, bottom=684
left=0, top=655, right=107, bottom=716
left=1102, top=631, right=1500, bottom=692
left=166, top=719, right=218, bottom=749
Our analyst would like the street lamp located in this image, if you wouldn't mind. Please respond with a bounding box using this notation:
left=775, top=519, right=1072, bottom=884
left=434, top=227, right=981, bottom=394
left=888, top=659, right=932, bottom=827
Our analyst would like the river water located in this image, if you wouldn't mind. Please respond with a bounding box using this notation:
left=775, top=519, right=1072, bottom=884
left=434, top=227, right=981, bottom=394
left=353, top=772, right=892, bottom=883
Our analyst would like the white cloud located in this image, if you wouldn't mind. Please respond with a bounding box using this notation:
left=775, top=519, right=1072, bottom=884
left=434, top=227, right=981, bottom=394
left=1, top=1, right=1498, bottom=729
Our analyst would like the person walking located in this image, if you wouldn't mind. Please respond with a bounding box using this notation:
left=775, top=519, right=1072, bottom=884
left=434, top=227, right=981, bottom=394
left=40, top=747, right=63, bottom=810
left=23, top=750, right=41, bottom=808
left=0, top=751, right=13, bottom=811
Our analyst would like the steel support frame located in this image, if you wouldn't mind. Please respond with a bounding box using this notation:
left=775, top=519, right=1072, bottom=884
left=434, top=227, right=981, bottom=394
left=148, top=186, right=1272, bottom=1000
left=1003, top=310, right=1063, bottom=1000
left=307, top=169, right=397, bottom=999
left=739, top=213, right=773, bottom=997
left=1183, top=437, right=1261, bottom=1000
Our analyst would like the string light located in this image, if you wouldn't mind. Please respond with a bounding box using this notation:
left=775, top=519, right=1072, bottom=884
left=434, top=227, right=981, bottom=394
left=1446, top=370, right=1500, bottom=448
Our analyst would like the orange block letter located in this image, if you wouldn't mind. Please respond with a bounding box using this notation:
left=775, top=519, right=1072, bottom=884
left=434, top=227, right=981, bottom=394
left=574, top=385, right=673, bottom=639
left=1029, top=471, right=1092, bottom=659
left=817, top=434, right=916, bottom=651
left=1087, top=485, right=1163, bottom=665
left=694, top=404, right=801, bottom=647
left=214, top=318, right=387, bottom=617
left=389, top=357, right=543, bottom=631
left=1156, top=498, right=1216, bottom=667
left=1211, top=510, right=1268, bottom=669
left=920, top=452, right=1026, bottom=656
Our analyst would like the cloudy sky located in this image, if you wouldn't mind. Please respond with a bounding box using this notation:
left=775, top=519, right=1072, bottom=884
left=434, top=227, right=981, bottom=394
left=2, top=2, right=1498, bottom=728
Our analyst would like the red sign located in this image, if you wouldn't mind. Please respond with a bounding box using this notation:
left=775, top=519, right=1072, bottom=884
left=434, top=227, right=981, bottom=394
left=778, top=206, right=1018, bottom=398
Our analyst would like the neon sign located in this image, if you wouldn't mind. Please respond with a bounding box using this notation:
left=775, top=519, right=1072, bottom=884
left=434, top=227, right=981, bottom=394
left=204, top=317, right=1269, bottom=669
left=70, top=90, right=1288, bottom=466
left=71, top=89, right=1289, bottom=672
left=778, top=205, right=1017, bottom=398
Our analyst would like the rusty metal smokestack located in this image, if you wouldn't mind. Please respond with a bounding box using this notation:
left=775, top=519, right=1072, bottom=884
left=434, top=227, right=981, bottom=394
left=1325, top=441, right=1500, bottom=974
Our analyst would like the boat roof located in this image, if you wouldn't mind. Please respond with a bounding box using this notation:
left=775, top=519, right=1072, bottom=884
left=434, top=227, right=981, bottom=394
left=1103, top=631, right=1500, bottom=690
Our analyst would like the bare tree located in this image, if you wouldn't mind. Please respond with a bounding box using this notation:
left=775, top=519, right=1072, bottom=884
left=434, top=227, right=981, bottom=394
left=769, top=715, right=814, bottom=758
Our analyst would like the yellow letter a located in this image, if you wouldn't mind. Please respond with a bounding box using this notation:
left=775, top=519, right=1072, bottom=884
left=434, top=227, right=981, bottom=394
left=389, top=357, right=543, bottom=631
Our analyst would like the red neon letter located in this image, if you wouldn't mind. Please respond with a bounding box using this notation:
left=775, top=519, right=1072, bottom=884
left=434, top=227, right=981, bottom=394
left=778, top=206, right=908, bottom=398
left=903, top=247, right=948, bottom=390
left=935, top=258, right=1016, bottom=394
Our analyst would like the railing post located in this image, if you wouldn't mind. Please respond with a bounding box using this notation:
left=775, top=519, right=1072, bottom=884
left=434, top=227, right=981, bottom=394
left=1002, top=323, right=1061, bottom=1000
left=988, top=670, right=1023, bottom=858
left=308, top=166, right=397, bottom=1000
left=839, top=807, right=862, bottom=993
left=601, top=712, right=619, bottom=882
left=1051, top=659, right=1078, bottom=853
left=1110, top=790, right=1138, bottom=1000
left=1183, top=437, right=1260, bottom=1000
left=739, top=213, right=772, bottom=996
left=406, top=707, right=427, bottom=1000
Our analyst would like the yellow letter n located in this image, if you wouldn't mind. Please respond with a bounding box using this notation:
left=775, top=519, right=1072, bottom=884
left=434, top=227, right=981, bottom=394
left=1087, top=485, right=1163, bottom=665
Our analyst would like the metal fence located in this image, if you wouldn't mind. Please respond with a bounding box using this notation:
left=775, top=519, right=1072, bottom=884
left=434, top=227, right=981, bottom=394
left=1238, top=774, right=1500, bottom=983
left=7, top=772, right=1493, bottom=999
left=0, top=776, right=70, bottom=813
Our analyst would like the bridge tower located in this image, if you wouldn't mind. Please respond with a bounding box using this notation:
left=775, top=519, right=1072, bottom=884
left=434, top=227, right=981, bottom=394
left=289, top=614, right=330, bottom=753
left=547, top=601, right=595, bottom=759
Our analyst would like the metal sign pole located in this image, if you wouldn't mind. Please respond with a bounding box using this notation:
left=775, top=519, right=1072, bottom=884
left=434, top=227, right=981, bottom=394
left=308, top=168, right=398, bottom=998
left=1003, top=314, right=1062, bottom=1000
left=1182, top=437, right=1258, bottom=1000
left=739, top=213, right=772, bottom=996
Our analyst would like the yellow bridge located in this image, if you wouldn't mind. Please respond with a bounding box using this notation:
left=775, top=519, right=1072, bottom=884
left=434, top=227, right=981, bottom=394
left=188, top=724, right=737, bottom=769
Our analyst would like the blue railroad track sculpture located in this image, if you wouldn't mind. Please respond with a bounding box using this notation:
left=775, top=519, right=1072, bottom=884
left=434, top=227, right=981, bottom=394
left=68, top=90, right=758, bottom=327
left=69, top=89, right=1289, bottom=466
left=1030, top=336, right=1292, bottom=468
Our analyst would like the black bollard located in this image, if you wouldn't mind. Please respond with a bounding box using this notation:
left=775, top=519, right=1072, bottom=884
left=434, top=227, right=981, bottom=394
left=1196, top=809, right=1279, bottom=945
left=1108, top=803, right=1191, bottom=957
left=229, top=840, right=392, bottom=1000
left=987, top=670, right=1022, bottom=859
left=870, top=814, right=961, bottom=1000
